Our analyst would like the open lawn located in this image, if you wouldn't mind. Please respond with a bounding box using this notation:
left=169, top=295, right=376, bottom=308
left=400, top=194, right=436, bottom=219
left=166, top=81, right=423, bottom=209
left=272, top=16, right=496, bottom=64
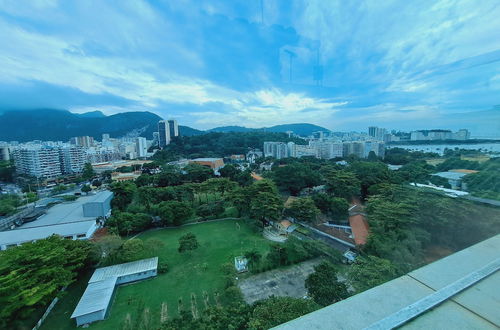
left=41, top=219, right=271, bottom=330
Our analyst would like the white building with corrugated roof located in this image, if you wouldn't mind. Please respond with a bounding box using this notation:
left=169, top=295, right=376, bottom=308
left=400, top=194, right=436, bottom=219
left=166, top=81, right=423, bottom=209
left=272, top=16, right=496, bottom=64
left=71, top=257, right=158, bottom=326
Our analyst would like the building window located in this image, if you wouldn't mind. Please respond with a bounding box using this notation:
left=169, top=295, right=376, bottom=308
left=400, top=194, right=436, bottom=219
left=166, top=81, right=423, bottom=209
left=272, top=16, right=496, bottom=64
left=77, top=234, right=86, bottom=238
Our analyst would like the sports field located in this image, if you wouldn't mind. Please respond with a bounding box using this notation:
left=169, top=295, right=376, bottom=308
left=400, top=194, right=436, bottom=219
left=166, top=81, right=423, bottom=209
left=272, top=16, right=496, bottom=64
left=41, top=219, right=271, bottom=330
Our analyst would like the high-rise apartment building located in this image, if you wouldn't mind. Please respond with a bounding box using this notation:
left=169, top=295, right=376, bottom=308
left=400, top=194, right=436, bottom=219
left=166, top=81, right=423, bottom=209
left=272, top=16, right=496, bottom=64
left=368, top=126, right=387, bottom=141
left=12, top=146, right=62, bottom=179
left=136, top=137, right=148, bottom=158
left=71, top=136, right=94, bottom=148
left=0, top=144, right=10, bottom=161
left=263, top=142, right=288, bottom=159
left=59, top=146, right=86, bottom=174
left=310, top=141, right=343, bottom=159
left=102, top=134, right=110, bottom=142
left=363, top=141, right=385, bottom=158
left=343, top=141, right=365, bottom=158
left=158, top=119, right=179, bottom=148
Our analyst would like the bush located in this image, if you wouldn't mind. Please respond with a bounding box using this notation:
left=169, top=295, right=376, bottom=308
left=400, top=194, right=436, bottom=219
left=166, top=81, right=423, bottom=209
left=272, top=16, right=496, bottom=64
left=158, top=261, right=168, bottom=274
left=62, top=195, right=78, bottom=202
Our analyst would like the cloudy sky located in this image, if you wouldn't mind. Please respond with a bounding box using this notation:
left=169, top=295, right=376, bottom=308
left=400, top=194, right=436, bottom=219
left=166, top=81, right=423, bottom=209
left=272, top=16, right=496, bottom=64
left=0, top=0, right=499, bottom=134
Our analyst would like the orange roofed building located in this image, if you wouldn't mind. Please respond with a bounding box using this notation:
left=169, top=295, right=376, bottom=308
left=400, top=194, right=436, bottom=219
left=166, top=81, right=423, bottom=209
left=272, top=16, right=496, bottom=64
left=189, top=158, right=225, bottom=170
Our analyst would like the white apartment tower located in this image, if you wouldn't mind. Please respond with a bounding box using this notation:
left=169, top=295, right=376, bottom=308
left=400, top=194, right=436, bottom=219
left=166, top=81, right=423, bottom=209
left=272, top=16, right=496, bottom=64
left=13, top=146, right=62, bottom=179
left=136, top=137, right=148, bottom=158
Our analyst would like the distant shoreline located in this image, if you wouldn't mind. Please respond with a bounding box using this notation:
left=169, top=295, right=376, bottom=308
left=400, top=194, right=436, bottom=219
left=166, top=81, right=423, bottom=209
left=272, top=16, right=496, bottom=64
left=387, top=139, right=500, bottom=145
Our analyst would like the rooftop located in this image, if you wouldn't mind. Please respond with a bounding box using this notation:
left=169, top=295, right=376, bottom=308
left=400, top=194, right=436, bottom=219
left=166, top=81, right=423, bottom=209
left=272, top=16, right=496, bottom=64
left=0, top=220, right=96, bottom=246
left=449, top=169, right=479, bottom=174
left=275, top=234, right=500, bottom=329
left=190, top=158, right=223, bottom=162
left=433, top=171, right=469, bottom=180
left=89, top=257, right=159, bottom=283
left=20, top=190, right=112, bottom=228
left=70, top=277, right=117, bottom=318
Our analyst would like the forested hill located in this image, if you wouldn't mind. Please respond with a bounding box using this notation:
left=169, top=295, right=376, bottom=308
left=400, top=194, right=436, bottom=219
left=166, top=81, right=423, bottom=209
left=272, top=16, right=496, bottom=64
left=153, top=131, right=306, bottom=161
left=209, top=123, right=331, bottom=136
left=0, top=109, right=203, bottom=142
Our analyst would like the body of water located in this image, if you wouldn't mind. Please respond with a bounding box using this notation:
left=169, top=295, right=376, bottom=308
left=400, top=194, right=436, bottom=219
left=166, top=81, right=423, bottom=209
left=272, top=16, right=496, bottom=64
left=387, top=143, right=500, bottom=155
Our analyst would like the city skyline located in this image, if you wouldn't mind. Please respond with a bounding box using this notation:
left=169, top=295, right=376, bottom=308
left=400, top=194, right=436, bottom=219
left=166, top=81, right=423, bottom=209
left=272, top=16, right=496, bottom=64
left=0, top=1, right=499, bottom=135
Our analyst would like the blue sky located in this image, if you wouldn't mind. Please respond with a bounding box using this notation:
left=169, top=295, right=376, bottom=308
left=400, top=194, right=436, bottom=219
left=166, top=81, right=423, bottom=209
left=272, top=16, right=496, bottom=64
left=0, top=0, right=499, bottom=134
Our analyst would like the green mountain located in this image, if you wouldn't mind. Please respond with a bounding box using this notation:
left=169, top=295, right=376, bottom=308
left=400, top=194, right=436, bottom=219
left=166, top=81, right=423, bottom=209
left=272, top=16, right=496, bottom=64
left=0, top=109, right=203, bottom=142
left=209, top=123, right=330, bottom=136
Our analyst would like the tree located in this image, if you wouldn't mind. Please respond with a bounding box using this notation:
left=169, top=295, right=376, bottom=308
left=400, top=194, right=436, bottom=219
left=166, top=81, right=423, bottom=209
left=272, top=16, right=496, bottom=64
left=219, top=164, right=239, bottom=180
left=348, top=256, right=399, bottom=293
left=178, top=233, right=199, bottom=253
left=0, top=160, right=15, bottom=182
left=94, top=235, right=123, bottom=265
left=135, top=174, right=152, bottom=187
left=82, top=162, right=95, bottom=180
left=183, top=163, right=213, bottom=183
left=0, top=236, right=93, bottom=328
left=202, top=178, right=238, bottom=196
left=91, top=179, right=102, bottom=188
left=285, top=197, right=319, bottom=223
left=248, top=296, right=319, bottom=329
left=196, top=202, right=224, bottom=219
left=110, top=181, right=137, bottom=211
left=350, top=161, right=391, bottom=198
left=225, top=187, right=250, bottom=216
left=250, top=191, right=283, bottom=225
left=266, top=244, right=288, bottom=267
left=120, top=239, right=145, bottom=262
left=107, top=212, right=152, bottom=236
left=156, top=200, right=193, bottom=226
left=305, top=261, right=349, bottom=306
left=272, top=163, right=321, bottom=195
left=244, top=249, right=262, bottom=270
left=324, top=170, right=361, bottom=200
left=53, top=184, right=68, bottom=193
left=330, top=197, right=349, bottom=220
left=81, top=184, right=91, bottom=195
left=154, top=166, right=183, bottom=187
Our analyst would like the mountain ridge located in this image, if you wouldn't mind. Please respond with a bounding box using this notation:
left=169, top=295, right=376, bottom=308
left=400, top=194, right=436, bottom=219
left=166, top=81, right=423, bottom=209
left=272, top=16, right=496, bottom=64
left=0, top=109, right=329, bottom=142
left=0, top=109, right=203, bottom=142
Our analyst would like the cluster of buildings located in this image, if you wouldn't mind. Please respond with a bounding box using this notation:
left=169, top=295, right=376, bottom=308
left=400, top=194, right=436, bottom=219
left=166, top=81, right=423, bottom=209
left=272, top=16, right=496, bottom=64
left=1, top=118, right=181, bottom=181
left=263, top=140, right=385, bottom=160
left=2, top=136, right=146, bottom=180
left=309, top=127, right=471, bottom=143
left=410, top=129, right=471, bottom=141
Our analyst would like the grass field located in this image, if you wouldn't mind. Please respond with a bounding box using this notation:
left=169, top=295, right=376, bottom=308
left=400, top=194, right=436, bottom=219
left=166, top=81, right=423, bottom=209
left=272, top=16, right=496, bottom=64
left=41, top=219, right=271, bottom=330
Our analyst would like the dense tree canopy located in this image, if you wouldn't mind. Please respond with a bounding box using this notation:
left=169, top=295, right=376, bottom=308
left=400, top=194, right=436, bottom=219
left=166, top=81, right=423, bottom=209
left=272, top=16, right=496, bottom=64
left=285, top=197, right=319, bottom=223
left=154, top=131, right=306, bottom=159
left=348, top=256, right=399, bottom=293
left=0, top=236, right=94, bottom=328
left=324, top=170, right=361, bottom=200
left=178, top=232, right=199, bottom=253
left=272, top=162, right=321, bottom=195
left=305, top=261, right=349, bottom=306
left=248, top=296, right=319, bottom=329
